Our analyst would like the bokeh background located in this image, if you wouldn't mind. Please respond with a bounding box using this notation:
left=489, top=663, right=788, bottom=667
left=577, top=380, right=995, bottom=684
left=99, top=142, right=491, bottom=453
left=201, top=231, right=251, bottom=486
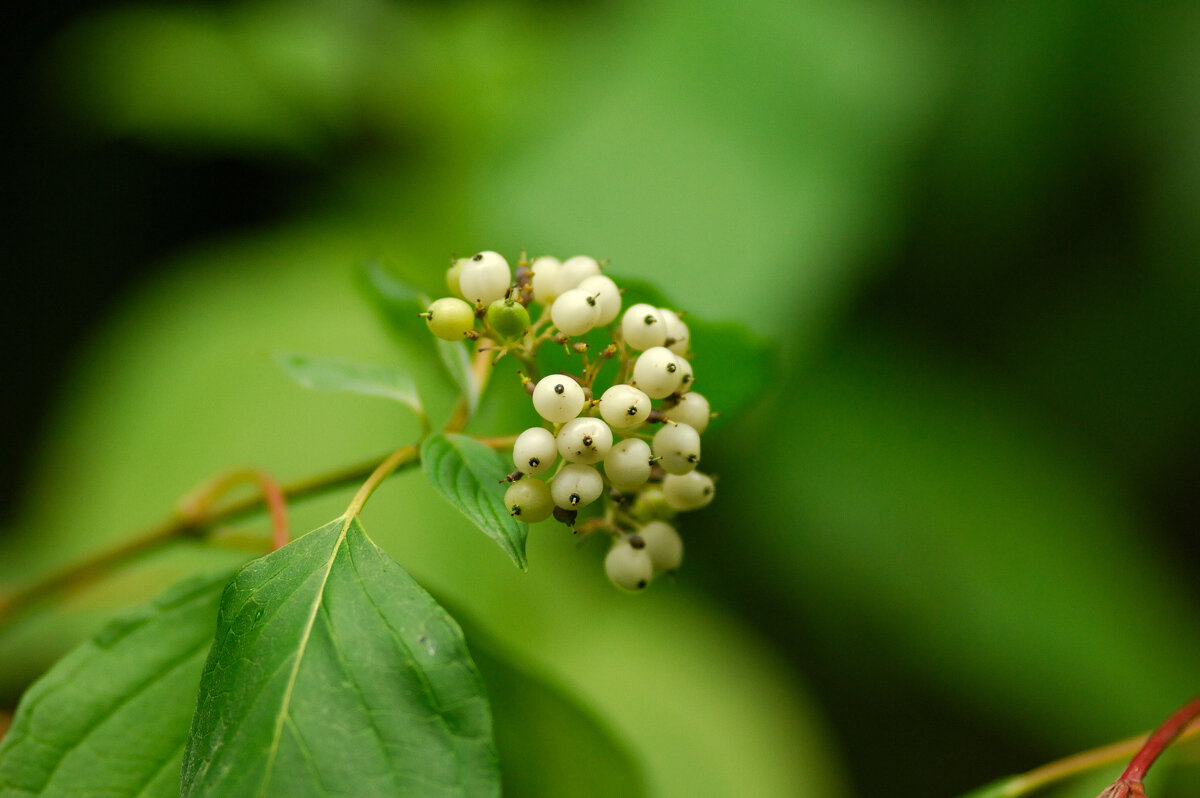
left=3, top=1, right=1200, bottom=796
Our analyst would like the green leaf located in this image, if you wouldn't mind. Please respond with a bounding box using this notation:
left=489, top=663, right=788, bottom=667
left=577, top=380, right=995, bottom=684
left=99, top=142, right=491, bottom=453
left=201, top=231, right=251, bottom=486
left=436, top=339, right=480, bottom=418
left=420, top=433, right=527, bottom=571
left=358, top=261, right=480, bottom=419
left=357, top=260, right=430, bottom=339
left=0, top=570, right=234, bottom=798
left=461, top=619, right=647, bottom=798
left=274, top=352, right=424, bottom=418
left=180, top=517, right=499, bottom=798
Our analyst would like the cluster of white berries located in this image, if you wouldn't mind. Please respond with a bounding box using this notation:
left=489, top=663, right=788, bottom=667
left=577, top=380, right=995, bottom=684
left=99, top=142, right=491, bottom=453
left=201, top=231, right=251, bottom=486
left=423, top=250, right=716, bottom=592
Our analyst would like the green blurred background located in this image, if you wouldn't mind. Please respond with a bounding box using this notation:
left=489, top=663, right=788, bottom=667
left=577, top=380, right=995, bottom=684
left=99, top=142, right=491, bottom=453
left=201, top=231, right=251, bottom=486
left=4, top=1, right=1200, bottom=796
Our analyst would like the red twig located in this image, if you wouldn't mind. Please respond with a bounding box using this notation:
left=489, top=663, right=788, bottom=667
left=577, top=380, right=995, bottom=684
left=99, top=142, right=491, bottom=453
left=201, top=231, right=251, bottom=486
left=1098, top=695, right=1200, bottom=798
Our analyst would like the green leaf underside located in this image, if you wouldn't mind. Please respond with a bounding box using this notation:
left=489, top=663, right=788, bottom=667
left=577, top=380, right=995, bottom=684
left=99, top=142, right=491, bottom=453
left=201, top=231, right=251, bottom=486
left=180, top=517, right=499, bottom=798
left=436, top=339, right=480, bottom=418
left=357, top=262, right=479, bottom=419
left=420, top=433, right=528, bottom=572
left=274, top=352, right=422, bottom=415
left=0, top=570, right=234, bottom=798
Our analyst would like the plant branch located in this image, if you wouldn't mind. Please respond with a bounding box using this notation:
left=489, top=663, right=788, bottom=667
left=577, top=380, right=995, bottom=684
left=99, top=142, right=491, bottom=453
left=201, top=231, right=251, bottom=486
left=0, top=434, right=521, bottom=632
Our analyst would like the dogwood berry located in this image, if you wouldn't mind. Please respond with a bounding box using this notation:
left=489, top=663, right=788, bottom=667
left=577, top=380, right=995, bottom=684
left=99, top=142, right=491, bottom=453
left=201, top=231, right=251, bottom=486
left=605, top=540, right=654, bottom=591
left=556, top=255, right=602, bottom=295
left=445, top=257, right=469, bottom=298
left=529, top=256, right=562, bottom=304
left=556, top=417, right=613, bottom=464
left=662, top=471, right=715, bottom=511
left=486, top=297, right=530, bottom=340
left=424, top=297, right=476, bottom=340
left=632, top=346, right=684, bottom=398
left=459, top=250, right=511, bottom=305
left=667, top=392, right=710, bottom=434
left=673, top=357, right=694, bottom=393
left=597, top=384, right=651, bottom=429
left=505, top=478, right=553, bottom=523
left=621, top=304, right=668, bottom=350
left=660, top=309, right=690, bottom=355
left=551, top=463, right=604, bottom=509
left=576, top=275, right=622, bottom=326
left=638, top=520, right=683, bottom=573
left=513, top=426, right=557, bottom=475
left=551, top=288, right=601, bottom=336
left=603, top=438, right=653, bottom=491
left=532, top=375, right=586, bottom=423
left=652, top=422, right=701, bottom=475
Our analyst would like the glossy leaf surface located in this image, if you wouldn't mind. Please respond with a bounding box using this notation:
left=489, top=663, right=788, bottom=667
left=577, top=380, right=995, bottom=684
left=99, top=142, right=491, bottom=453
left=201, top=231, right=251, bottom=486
left=0, top=570, right=232, bottom=798
left=180, top=517, right=499, bottom=797
left=420, top=433, right=527, bottom=571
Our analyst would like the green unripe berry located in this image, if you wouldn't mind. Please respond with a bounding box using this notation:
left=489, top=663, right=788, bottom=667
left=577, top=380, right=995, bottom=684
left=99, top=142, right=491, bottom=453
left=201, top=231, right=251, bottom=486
left=445, top=258, right=469, bottom=298
left=505, top=478, right=554, bottom=523
left=631, top=486, right=676, bottom=522
left=486, top=298, right=530, bottom=340
left=605, top=540, right=653, bottom=592
left=638, top=521, right=683, bottom=573
left=425, top=297, right=476, bottom=341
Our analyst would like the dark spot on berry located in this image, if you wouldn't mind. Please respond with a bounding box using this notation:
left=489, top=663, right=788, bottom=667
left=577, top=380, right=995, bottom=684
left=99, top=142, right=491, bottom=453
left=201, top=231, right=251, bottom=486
left=472, top=253, right=484, bottom=261
left=636, top=579, right=647, bottom=589
left=528, top=457, right=540, bottom=468
left=582, top=435, right=593, bottom=447
left=703, top=487, right=713, bottom=495
left=666, top=362, right=677, bottom=373
left=629, top=533, right=645, bottom=549
left=687, top=454, right=698, bottom=463
left=569, top=493, right=581, bottom=506
left=643, top=315, right=656, bottom=325
left=626, top=405, right=638, bottom=416
left=554, top=383, right=565, bottom=395
left=510, top=505, right=521, bottom=516
left=586, top=295, right=597, bottom=306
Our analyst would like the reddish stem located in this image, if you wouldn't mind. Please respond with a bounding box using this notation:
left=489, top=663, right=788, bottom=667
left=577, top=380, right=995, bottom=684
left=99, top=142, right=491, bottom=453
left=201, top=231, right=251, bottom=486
left=252, top=470, right=290, bottom=551
left=1120, top=695, right=1200, bottom=782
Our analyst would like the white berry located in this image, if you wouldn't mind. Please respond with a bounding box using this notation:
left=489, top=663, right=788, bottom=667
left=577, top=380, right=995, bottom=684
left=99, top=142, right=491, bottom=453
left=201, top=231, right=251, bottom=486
left=505, top=478, right=553, bottom=523
left=662, top=471, right=714, bottom=511
left=513, top=427, right=557, bottom=475
left=674, top=357, right=694, bottom=393
left=532, top=375, right=586, bottom=423
left=638, top=521, right=683, bottom=572
left=556, top=417, right=613, bottom=464
left=631, top=346, right=684, bottom=398
left=653, top=422, right=701, bottom=475
left=459, top=250, right=511, bottom=305
left=425, top=297, right=476, bottom=340
left=551, top=288, right=601, bottom=336
left=605, top=540, right=653, bottom=592
left=551, top=463, right=604, bottom=509
left=445, top=258, right=469, bottom=299
left=576, top=275, right=622, bottom=326
left=667, top=392, right=711, bottom=434
left=556, top=255, right=602, bottom=295
left=621, top=304, right=668, bottom=350
left=530, top=256, right=562, bottom=304
left=660, top=309, right=690, bottom=355
left=598, top=384, right=651, bottom=429
left=603, top=438, right=653, bottom=491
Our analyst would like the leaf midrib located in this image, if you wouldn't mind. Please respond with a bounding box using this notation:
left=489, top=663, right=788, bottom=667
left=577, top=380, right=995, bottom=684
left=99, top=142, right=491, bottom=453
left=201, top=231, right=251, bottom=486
left=256, top=514, right=352, bottom=798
